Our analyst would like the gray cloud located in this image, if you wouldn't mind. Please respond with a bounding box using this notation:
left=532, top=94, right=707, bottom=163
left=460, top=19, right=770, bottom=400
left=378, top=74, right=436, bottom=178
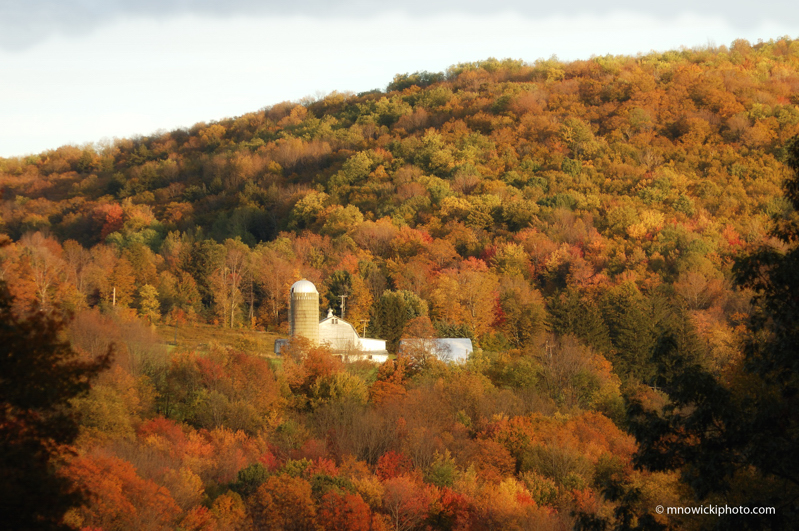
left=0, top=0, right=795, bottom=51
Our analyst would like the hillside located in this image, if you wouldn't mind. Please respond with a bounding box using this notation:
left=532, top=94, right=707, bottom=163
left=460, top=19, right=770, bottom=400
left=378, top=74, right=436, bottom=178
left=2, top=38, right=798, bottom=369
left=2, top=37, right=799, bottom=529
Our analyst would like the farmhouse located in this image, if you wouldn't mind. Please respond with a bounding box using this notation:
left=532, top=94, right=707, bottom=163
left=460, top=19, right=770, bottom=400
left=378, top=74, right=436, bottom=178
left=275, top=279, right=389, bottom=362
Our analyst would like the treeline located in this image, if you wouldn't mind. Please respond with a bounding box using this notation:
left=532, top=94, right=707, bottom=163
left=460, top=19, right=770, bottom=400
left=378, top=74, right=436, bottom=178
left=1, top=37, right=799, bottom=529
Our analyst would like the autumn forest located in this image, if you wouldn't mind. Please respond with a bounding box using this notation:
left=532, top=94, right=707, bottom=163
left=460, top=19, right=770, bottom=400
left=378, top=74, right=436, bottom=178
left=2, top=37, right=799, bottom=530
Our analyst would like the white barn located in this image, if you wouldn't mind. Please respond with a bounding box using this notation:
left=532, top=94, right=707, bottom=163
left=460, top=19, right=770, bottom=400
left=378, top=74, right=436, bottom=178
left=319, top=309, right=389, bottom=362
left=275, top=305, right=389, bottom=363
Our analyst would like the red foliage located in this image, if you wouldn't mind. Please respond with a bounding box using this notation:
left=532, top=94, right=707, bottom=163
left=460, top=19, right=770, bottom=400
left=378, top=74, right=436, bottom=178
left=722, top=224, right=743, bottom=247
left=436, top=488, right=473, bottom=531
left=136, top=417, right=186, bottom=444
left=303, top=345, right=343, bottom=383
left=479, top=245, right=498, bottom=263
left=382, top=475, right=434, bottom=531
left=472, top=439, right=516, bottom=483
left=196, top=357, right=226, bottom=389
left=257, top=451, right=279, bottom=471
left=376, top=450, right=414, bottom=481
left=137, top=417, right=187, bottom=446
left=93, top=203, right=124, bottom=239
left=283, top=340, right=343, bottom=396
left=492, top=296, right=507, bottom=327
left=572, top=488, right=601, bottom=515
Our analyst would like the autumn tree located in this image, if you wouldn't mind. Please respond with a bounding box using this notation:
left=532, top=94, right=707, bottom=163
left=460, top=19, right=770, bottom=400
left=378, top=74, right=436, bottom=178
left=210, top=238, right=250, bottom=328
left=63, top=454, right=181, bottom=530
left=498, top=275, right=546, bottom=348
left=108, top=256, right=136, bottom=308
left=253, top=246, right=295, bottom=326
left=62, top=239, right=92, bottom=301
left=18, top=231, right=66, bottom=313
left=431, top=258, right=499, bottom=338
left=370, top=358, right=410, bottom=406
left=248, top=474, right=318, bottom=530
left=158, top=270, right=202, bottom=321
left=382, top=475, right=435, bottom=531
left=318, top=491, right=372, bottom=531
left=138, top=284, right=161, bottom=323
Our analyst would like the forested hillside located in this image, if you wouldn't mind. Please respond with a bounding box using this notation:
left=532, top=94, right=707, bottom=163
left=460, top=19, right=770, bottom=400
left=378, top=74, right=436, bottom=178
left=2, top=37, right=799, bottom=529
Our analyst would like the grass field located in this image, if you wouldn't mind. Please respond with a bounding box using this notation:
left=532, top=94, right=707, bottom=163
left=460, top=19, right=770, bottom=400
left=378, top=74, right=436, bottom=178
left=154, top=322, right=284, bottom=359
left=152, top=324, right=385, bottom=380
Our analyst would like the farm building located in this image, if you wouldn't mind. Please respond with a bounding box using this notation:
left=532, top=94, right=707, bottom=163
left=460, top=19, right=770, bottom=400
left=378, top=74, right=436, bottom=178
left=398, top=338, right=473, bottom=363
left=275, top=279, right=388, bottom=362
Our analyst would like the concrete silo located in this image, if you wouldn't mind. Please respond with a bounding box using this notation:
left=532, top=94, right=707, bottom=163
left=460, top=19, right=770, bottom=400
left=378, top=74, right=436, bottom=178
left=289, top=279, right=320, bottom=343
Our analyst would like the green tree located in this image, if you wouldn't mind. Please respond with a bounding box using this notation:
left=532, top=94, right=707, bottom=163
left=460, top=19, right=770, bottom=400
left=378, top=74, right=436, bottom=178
left=187, top=239, right=225, bottom=308
left=324, top=270, right=352, bottom=317
left=0, top=281, right=110, bottom=529
left=600, top=283, right=660, bottom=383
left=370, top=290, right=427, bottom=353
left=548, top=288, right=612, bottom=355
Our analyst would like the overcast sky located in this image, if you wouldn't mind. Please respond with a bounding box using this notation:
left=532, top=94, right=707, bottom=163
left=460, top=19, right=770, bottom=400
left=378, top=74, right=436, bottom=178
left=1, top=1, right=797, bottom=158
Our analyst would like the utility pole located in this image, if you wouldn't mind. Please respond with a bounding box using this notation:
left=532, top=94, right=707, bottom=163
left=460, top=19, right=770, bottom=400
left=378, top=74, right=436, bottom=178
left=339, top=293, right=348, bottom=320
left=112, top=287, right=116, bottom=307
left=359, top=319, right=369, bottom=338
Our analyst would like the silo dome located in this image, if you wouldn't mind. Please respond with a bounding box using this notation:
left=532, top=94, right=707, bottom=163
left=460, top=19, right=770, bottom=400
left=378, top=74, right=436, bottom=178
left=291, top=279, right=318, bottom=294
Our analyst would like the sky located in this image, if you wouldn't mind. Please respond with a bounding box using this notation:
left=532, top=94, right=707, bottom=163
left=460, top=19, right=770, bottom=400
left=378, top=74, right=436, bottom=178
left=0, top=1, right=797, bottom=158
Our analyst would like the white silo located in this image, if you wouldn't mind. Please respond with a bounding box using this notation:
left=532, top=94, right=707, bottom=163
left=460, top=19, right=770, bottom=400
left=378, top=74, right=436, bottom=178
left=289, top=279, right=320, bottom=343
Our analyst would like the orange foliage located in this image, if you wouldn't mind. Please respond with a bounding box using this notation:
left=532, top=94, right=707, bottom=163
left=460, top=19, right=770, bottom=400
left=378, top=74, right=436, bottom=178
left=370, top=358, right=409, bottom=405
left=248, top=474, right=317, bottom=530
left=382, top=475, right=436, bottom=531
left=64, top=453, right=180, bottom=530
left=318, top=491, right=372, bottom=531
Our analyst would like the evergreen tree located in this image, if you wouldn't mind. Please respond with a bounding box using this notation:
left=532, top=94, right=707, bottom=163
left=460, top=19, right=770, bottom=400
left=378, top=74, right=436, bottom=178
left=324, top=270, right=352, bottom=317
left=548, top=288, right=612, bottom=354
left=370, top=291, right=407, bottom=353
left=0, top=281, right=110, bottom=529
left=369, top=290, right=427, bottom=353
left=651, top=306, right=705, bottom=391
left=600, top=282, right=659, bottom=383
